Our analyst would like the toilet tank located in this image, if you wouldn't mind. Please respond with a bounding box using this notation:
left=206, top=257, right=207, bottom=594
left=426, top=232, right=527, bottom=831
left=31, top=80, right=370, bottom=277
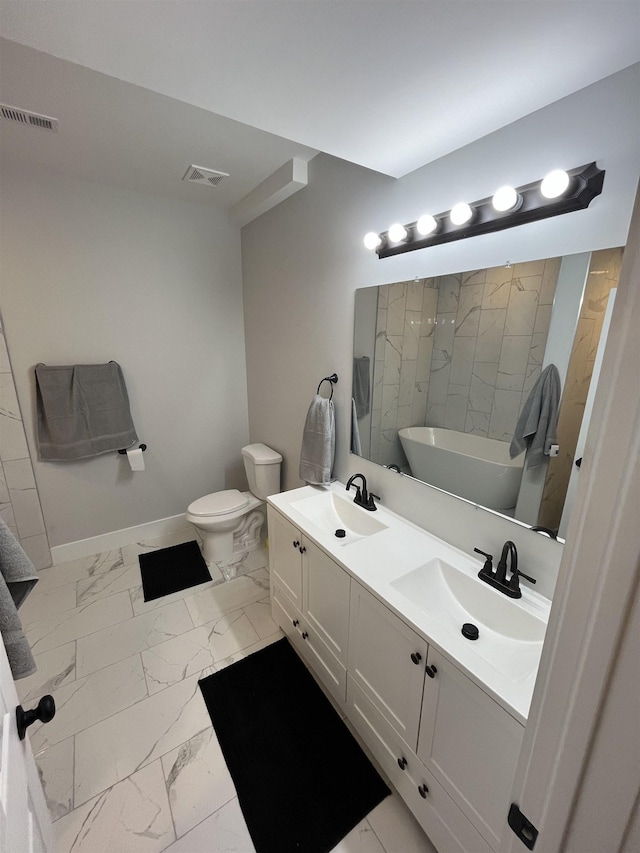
left=242, top=444, right=283, bottom=499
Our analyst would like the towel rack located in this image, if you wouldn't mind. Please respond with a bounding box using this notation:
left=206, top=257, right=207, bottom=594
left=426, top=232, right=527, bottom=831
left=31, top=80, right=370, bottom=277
left=317, top=373, right=338, bottom=400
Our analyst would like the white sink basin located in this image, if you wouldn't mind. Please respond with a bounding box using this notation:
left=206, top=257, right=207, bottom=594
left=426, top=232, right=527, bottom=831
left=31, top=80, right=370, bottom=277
left=390, top=559, right=547, bottom=680
left=290, top=491, right=387, bottom=545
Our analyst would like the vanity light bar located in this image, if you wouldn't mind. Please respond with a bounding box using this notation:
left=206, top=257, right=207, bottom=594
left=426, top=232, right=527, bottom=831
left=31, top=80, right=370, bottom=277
left=368, top=163, right=605, bottom=259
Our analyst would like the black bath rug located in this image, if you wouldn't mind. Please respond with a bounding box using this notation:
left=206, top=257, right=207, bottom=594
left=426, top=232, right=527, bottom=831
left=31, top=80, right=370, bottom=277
left=139, top=540, right=211, bottom=602
left=198, top=637, right=390, bottom=853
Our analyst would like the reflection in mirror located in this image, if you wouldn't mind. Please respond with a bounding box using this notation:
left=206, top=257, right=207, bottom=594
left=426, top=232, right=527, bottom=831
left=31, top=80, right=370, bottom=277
left=352, top=249, right=623, bottom=539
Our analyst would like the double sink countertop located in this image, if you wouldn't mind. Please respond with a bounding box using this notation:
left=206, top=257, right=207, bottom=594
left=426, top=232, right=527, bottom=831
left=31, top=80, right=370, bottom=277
left=268, top=481, right=552, bottom=725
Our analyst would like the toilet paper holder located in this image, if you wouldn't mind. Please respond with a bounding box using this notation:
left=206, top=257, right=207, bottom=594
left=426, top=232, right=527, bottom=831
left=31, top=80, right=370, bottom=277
left=118, top=444, right=147, bottom=455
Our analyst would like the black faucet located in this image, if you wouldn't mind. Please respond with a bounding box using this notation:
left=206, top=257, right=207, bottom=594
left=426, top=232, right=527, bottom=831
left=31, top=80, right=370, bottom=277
left=346, top=474, right=380, bottom=511
left=473, top=541, right=537, bottom=599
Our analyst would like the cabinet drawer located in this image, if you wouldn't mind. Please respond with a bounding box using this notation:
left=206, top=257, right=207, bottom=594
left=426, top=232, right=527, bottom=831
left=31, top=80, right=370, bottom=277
left=347, top=677, right=493, bottom=853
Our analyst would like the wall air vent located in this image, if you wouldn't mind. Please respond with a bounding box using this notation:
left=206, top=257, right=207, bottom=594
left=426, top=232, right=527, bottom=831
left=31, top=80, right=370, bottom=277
left=1, top=104, right=59, bottom=132
left=182, top=164, right=229, bottom=187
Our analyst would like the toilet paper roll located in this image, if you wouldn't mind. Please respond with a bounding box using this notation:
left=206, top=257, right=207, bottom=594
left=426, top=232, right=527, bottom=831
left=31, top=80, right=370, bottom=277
left=126, top=447, right=145, bottom=471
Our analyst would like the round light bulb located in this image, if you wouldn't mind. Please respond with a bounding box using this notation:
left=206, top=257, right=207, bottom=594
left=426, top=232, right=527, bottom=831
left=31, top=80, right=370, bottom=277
left=450, top=203, right=473, bottom=226
left=388, top=223, right=408, bottom=243
left=541, top=170, right=570, bottom=199
left=416, top=214, right=438, bottom=236
left=363, top=231, right=381, bottom=250
left=492, top=185, right=520, bottom=212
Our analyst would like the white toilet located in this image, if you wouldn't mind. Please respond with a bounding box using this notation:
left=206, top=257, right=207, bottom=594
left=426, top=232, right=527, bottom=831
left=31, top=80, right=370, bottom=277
left=185, top=443, right=282, bottom=563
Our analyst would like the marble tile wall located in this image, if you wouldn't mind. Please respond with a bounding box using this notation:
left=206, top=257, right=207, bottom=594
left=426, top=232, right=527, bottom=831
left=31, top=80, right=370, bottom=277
left=538, top=247, right=623, bottom=531
left=425, top=259, right=561, bottom=442
left=0, top=318, right=52, bottom=569
left=368, top=260, right=561, bottom=467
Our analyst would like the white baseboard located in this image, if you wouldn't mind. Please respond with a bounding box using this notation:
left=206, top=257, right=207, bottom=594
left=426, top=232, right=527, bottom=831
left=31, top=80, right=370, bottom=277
left=50, top=514, right=190, bottom=565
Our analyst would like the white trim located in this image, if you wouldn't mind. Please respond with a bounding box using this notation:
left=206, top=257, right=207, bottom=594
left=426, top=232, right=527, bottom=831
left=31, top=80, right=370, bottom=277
left=501, top=187, right=640, bottom=851
left=50, top=513, right=190, bottom=564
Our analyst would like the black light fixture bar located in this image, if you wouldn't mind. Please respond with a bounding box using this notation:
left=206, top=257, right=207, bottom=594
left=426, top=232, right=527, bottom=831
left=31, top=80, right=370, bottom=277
left=375, top=162, right=605, bottom=259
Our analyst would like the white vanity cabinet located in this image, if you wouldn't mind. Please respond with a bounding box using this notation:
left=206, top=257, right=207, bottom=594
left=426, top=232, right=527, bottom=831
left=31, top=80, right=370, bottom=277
left=268, top=491, right=532, bottom=853
left=418, top=647, right=524, bottom=849
left=268, top=506, right=350, bottom=704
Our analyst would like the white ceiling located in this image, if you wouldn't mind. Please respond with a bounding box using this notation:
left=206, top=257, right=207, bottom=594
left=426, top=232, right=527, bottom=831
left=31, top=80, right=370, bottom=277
left=1, top=1, right=639, bottom=209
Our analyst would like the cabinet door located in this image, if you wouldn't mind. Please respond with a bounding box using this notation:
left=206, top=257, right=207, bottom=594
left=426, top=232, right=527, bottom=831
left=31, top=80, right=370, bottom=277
left=417, top=647, right=524, bottom=849
left=303, top=540, right=350, bottom=666
left=349, top=581, right=428, bottom=750
left=267, top=507, right=303, bottom=607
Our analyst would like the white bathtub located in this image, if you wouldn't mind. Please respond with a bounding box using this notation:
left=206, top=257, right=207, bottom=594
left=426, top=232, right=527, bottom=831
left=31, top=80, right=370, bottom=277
left=398, top=427, right=524, bottom=511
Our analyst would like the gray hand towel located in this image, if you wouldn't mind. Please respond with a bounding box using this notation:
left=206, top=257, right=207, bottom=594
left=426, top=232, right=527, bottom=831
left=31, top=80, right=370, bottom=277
left=0, top=520, right=39, bottom=679
left=351, top=398, right=362, bottom=456
left=299, top=395, right=335, bottom=485
left=35, top=361, right=138, bottom=460
left=510, top=364, right=561, bottom=468
left=353, top=357, right=371, bottom=418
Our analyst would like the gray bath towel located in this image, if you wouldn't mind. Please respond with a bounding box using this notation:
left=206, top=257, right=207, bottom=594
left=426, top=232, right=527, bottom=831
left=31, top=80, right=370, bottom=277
left=510, top=364, right=561, bottom=468
left=0, top=520, right=39, bottom=679
left=299, top=395, right=335, bottom=485
left=353, top=357, right=371, bottom=418
left=35, top=361, right=138, bottom=460
left=351, top=398, right=362, bottom=456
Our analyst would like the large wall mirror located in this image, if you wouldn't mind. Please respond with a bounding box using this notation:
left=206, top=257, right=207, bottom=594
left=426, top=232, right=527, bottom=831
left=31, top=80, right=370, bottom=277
left=352, top=248, right=623, bottom=541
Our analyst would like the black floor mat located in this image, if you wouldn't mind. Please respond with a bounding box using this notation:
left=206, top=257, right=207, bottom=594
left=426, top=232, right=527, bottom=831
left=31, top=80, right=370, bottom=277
left=198, top=637, right=390, bottom=853
left=139, top=540, right=211, bottom=602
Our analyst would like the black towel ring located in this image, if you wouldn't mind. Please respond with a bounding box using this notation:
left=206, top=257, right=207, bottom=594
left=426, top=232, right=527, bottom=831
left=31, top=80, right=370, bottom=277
left=317, top=373, right=338, bottom=400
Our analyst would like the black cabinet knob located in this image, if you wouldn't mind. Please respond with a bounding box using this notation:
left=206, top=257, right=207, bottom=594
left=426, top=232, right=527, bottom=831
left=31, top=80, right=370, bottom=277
left=410, top=652, right=422, bottom=665
left=299, top=545, right=306, bottom=554
left=425, top=665, right=438, bottom=678
left=292, top=619, right=299, bottom=627
left=302, top=631, right=309, bottom=640
left=16, top=695, right=56, bottom=741
left=292, top=540, right=300, bottom=549
left=418, top=783, right=429, bottom=799
left=397, top=756, right=407, bottom=770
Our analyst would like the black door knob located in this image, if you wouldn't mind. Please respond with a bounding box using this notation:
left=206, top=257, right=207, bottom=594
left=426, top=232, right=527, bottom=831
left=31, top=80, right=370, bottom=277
left=397, top=756, right=407, bottom=770
left=425, top=665, right=438, bottom=678
left=418, top=783, right=429, bottom=799
left=16, top=695, right=56, bottom=741
left=410, top=652, right=422, bottom=665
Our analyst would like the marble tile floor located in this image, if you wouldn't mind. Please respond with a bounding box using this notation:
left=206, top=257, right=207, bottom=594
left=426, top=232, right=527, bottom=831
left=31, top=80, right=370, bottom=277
left=19, top=527, right=436, bottom=853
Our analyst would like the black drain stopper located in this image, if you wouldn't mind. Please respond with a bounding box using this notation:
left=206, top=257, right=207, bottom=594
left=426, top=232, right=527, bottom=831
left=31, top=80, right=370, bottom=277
left=461, top=622, right=479, bottom=641
left=335, top=529, right=346, bottom=538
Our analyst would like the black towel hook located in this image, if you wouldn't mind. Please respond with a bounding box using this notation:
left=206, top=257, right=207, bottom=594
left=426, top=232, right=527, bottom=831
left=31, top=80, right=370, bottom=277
left=317, top=373, right=338, bottom=400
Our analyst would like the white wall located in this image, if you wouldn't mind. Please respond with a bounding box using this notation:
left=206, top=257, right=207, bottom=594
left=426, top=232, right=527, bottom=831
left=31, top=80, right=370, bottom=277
left=241, top=65, right=640, bottom=597
left=0, top=168, right=249, bottom=547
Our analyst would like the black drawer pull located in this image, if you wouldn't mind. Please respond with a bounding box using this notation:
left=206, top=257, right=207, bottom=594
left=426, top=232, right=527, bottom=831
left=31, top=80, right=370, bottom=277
left=299, top=545, right=307, bottom=554
left=397, top=756, right=407, bottom=770
left=302, top=631, right=309, bottom=640
left=418, top=783, right=429, bottom=799
left=410, top=652, right=422, bottom=665
left=292, top=619, right=299, bottom=627
left=425, top=665, right=438, bottom=678
left=292, top=540, right=300, bottom=549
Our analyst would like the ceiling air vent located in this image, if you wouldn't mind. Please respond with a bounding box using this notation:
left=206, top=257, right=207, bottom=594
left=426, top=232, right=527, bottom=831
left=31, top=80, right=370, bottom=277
left=1, top=104, right=59, bottom=132
left=182, top=164, right=229, bottom=187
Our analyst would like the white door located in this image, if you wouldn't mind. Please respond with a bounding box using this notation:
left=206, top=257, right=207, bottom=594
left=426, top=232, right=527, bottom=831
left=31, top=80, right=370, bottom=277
left=0, top=640, right=52, bottom=853
left=267, top=507, right=303, bottom=606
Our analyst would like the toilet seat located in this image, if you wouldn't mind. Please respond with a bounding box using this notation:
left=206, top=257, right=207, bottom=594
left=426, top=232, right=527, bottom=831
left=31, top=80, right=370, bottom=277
left=187, top=489, right=249, bottom=518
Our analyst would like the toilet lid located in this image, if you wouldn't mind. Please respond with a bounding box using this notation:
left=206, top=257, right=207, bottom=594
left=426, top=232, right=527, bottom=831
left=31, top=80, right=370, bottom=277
left=188, top=489, right=249, bottom=517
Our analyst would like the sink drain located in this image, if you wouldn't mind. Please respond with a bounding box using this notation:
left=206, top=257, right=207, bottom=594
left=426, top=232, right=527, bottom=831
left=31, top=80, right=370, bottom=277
left=335, top=529, right=346, bottom=538
left=461, top=622, right=479, bottom=641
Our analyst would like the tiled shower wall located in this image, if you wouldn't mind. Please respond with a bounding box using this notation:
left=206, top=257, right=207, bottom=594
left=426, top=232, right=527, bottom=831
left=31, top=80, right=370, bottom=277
left=369, top=259, right=561, bottom=467
left=0, top=319, right=52, bottom=569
